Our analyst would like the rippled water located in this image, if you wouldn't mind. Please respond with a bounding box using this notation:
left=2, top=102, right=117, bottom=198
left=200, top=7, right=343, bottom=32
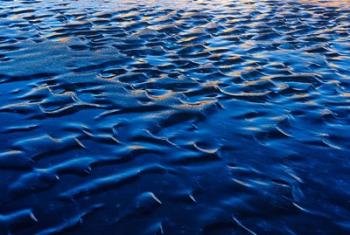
left=0, top=0, right=350, bottom=234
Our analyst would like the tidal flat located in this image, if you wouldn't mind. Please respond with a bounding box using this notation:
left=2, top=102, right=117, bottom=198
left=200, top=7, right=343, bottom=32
left=0, top=0, right=350, bottom=234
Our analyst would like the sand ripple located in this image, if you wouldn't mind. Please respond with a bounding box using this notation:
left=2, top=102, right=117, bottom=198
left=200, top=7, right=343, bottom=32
left=0, top=0, right=350, bottom=234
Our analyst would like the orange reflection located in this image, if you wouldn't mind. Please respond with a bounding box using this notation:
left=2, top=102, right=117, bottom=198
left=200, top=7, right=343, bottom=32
left=298, top=0, right=350, bottom=7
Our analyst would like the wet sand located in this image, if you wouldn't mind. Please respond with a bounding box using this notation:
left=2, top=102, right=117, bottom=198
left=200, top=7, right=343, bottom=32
left=0, top=0, right=350, bottom=234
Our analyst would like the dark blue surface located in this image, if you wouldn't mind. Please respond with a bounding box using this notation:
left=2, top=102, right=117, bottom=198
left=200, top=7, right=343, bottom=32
left=0, top=0, right=350, bottom=234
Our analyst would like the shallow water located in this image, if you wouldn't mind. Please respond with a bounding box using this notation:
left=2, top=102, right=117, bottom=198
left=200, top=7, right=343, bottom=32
left=0, top=0, right=350, bottom=234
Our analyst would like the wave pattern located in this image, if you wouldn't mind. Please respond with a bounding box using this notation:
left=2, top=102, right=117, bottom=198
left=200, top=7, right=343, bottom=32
left=0, top=0, right=350, bottom=234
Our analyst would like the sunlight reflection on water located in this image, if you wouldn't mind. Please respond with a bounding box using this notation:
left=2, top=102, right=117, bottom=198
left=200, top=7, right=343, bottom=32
left=298, top=0, right=350, bottom=8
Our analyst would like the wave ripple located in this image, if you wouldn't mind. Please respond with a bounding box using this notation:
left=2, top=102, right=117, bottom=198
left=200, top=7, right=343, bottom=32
left=1, top=0, right=350, bottom=234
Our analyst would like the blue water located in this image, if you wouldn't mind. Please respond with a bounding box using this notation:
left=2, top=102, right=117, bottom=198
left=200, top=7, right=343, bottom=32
left=0, top=0, right=350, bottom=234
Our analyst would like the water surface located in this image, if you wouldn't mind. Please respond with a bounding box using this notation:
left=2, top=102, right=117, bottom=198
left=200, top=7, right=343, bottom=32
left=0, top=0, right=350, bottom=234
